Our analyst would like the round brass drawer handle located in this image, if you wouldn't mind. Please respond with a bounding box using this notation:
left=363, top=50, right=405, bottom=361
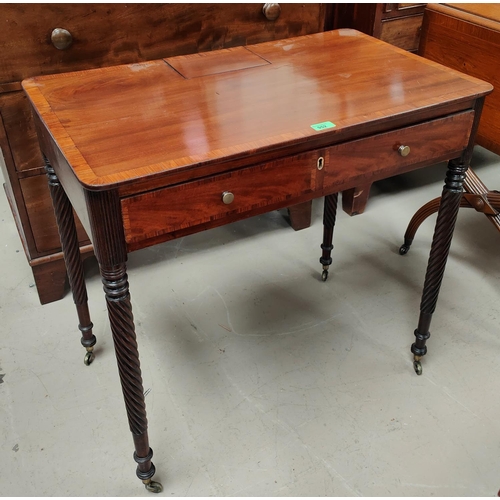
left=51, top=28, right=73, bottom=50
left=398, top=145, right=411, bottom=157
left=262, top=3, right=281, bottom=21
left=221, top=191, right=235, bottom=205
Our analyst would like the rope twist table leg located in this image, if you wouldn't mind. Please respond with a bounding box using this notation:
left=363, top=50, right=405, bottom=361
left=44, top=156, right=96, bottom=364
left=319, top=193, right=339, bottom=282
left=412, top=159, right=467, bottom=374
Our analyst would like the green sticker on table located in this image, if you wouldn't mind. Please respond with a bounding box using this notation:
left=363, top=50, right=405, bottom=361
left=310, top=121, right=336, bottom=131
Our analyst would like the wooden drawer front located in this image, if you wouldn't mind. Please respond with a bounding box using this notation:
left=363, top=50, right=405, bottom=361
left=380, top=15, right=424, bottom=51
left=122, top=152, right=320, bottom=245
left=1, top=4, right=325, bottom=84
left=0, top=92, right=43, bottom=172
left=323, top=111, right=474, bottom=190
left=382, top=4, right=426, bottom=18
left=20, top=175, right=89, bottom=254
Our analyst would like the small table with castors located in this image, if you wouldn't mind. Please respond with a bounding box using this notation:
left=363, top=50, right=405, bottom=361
left=22, top=30, right=491, bottom=492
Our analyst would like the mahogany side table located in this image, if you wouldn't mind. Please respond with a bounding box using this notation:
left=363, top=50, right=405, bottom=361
left=22, top=30, right=491, bottom=492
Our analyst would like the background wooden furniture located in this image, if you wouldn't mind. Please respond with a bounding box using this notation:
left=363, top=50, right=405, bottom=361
left=0, top=3, right=332, bottom=305
left=399, top=3, right=500, bottom=252
left=331, top=3, right=426, bottom=215
left=419, top=3, right=500, bottom=155
left=332, top=4, right=426, bottom=53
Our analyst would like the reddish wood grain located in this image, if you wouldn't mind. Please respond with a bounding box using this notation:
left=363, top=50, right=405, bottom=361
left=23, top=30, right=492, bottom=191
left=419, top=4, right=500, bottom=155
left=1, top=4, right=326, bottom=84
left=122, top=150, right=320, bottom=244
left=166, top=46, right=270, bottom=79
left=322, top=111, right=474, bottom=190
left=121, top=110, right=474, bottom=248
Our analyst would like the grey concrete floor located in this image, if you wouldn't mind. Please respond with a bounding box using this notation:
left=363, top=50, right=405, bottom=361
left=1, top=146, right=499, bottom=496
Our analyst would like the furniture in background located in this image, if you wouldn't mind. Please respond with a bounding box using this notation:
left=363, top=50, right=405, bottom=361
left=332, top=3, right=426, bottom=52
left=0, top=3, right=333, bottom=305
left=419, top=4, right=500, bottom=156
left=330, top=3, right=426, bottom=215
left=24, top=30, right=490, bottom=492
left=399, top=3, right=500, bottom=254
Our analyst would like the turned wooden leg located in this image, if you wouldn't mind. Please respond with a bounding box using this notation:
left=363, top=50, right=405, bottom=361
left=341, top=183, right=372, bottom=216
left=44, top=157, right=96, bottom=365
left=411, top=158, right=468, bottom=375
left=319, top=193, right=339, bottom=282
left=287, top=200, right=313, bottom=230
left=85, top=189, right=162, bottom=492
left=101, top=264, right=162, bottom=492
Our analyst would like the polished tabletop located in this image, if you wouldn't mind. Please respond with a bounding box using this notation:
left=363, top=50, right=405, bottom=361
left=23, top=30, right=491, bottom=189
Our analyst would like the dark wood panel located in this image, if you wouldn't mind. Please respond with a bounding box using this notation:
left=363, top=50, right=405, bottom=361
left=0, top=3, right=326, bottom=84
left=332, top=4, right=381, bottom=34
left=30, top=246, right=94, bottom=305
left=0, top=108, right=37, bottom=255
left=383, top=3, right=426, bottom=18
left=0, top=91, right=43, bottom=171
left=331, top=3, right=425, bottom=49
left=380, top=15, right=424, bottom=50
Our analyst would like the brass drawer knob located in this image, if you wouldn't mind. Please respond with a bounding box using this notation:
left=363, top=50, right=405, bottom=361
left=262, top=3, right=281, bottom=21
left=221, top=191, right=234, bottom=205
left=398, top=145, right=411, bottom=157
left=51, top=28, right=73, bottom=50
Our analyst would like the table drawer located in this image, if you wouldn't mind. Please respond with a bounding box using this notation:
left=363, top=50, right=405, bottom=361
left=323, top=111, right=475, bottom=190
left=122, top=151, right=322, bottom=245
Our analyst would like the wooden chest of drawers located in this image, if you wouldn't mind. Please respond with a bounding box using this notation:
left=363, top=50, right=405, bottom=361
left=0, top=3, right=330, bottom=304
left=333, top=3, right=426, bottom=52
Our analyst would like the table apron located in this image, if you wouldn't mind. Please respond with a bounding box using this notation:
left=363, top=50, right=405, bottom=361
left=121, top=109, right=474, bottom=251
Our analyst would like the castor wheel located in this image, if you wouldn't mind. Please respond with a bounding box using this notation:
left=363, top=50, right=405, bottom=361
left=399, top=244, right=410, bottom=255
left=144, top=480, right=163, bottom=493
left=413, top=359, right=422, bottom=376
left=321, top=270, right=328, bottom=282
left=84, top=351, right=95, bottom=366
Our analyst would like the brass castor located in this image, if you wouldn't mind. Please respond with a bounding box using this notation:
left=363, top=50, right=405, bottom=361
left=413, top=358, right=423, bottom=376
left=399, top=244, right=410, bottom=255
left=143, top=479, right=163, bottom=493
left=84, top=349, right=95, bottom=366
left=321, top=265, right=329, bottom=282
